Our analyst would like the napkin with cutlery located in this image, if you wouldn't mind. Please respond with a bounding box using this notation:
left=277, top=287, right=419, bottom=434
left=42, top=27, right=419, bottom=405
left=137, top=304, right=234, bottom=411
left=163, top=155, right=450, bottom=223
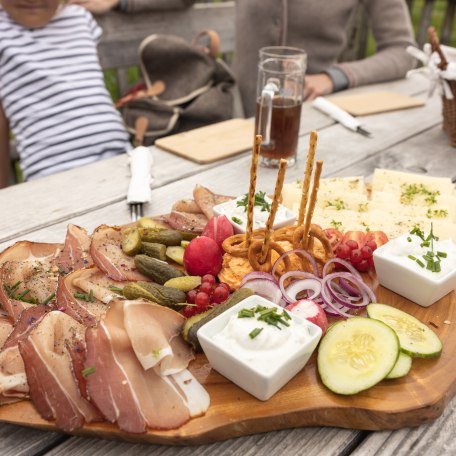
left=127, top=146, right=153, bottom=204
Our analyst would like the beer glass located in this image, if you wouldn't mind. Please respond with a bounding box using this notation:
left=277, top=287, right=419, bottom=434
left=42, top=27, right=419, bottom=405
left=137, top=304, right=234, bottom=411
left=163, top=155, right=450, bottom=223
left=255, top=47, right=307, bottom=167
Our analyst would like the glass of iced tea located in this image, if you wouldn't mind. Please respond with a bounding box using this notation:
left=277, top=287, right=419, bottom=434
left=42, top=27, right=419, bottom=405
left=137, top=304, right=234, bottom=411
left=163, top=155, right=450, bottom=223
left=255, top=46, right=307, bottom=167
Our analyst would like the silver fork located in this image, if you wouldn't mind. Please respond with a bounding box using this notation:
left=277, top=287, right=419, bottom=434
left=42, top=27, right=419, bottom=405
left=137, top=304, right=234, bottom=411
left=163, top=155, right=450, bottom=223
left=130, top=202, right=144, bottom=222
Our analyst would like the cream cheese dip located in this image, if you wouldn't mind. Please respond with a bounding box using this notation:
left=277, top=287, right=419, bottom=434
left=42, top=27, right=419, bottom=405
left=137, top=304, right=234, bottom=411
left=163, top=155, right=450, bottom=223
left=213, top=306, right=312, bottom=375
left=380, top=233, right=456, bottom=279
left=212, top=194, right=296, bottom=234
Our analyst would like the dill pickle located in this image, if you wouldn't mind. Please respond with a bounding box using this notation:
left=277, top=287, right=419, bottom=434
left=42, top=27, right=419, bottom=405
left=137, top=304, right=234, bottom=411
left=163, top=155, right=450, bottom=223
left=121, top=227, right=142, bottom=256
left=166, top=246, right=185, bottom=265
left=123, top=282, right=186, bottom=309
left=138, top=228, right=182, bottom=246
left=182, top=287, right=254, bottom=352
left=137, top=217, right=168, bottom=230
left=134, top=254, right=184, bottom=284
left=141, top=242, right=167, bottom=261
left=164, top=276, right=201, bottom=292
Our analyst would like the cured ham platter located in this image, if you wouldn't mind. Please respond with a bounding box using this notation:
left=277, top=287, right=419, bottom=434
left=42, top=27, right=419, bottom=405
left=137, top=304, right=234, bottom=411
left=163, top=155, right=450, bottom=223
left=0, top=283, right=454, bottom=444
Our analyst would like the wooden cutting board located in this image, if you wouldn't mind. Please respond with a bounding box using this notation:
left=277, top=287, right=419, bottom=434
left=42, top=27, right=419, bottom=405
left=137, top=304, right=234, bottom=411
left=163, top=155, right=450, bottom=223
left=155, top=118, right=254, bottom=163
left=328, top=91, right=425, bottom=116
left=1, top=281, right=455, bottom=445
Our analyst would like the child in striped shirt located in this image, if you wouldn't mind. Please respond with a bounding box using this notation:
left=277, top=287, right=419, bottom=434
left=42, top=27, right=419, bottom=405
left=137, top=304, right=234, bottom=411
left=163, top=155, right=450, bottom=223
left=0, top=0, right=131, bottom=188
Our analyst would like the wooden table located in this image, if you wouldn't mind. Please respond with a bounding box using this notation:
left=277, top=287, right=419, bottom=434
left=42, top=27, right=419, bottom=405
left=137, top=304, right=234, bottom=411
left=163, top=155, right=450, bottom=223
left=1, top=75, right=456, bottom=455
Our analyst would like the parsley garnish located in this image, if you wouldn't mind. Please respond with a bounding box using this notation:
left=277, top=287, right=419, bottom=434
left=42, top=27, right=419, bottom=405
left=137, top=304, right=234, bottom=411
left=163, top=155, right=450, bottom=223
left=236, top=191, right=271, bottom=213
left=400, top=183, right=440, bottom=206
left=325, top=198, right=346, bottom=210
left=330, top=220, right=343, bottom=230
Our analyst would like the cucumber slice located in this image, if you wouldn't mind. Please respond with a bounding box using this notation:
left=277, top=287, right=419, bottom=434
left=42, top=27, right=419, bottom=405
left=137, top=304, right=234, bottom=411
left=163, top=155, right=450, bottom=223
left=317, top=317, right=399, bottom=395
left=367, top=303, right=442, bottom=358
left=385, top=352, right=412, bottom=379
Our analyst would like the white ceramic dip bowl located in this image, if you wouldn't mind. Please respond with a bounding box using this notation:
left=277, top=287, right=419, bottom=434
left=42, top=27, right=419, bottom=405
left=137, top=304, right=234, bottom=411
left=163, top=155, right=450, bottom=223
left=197, top=295, right=322, bottom=401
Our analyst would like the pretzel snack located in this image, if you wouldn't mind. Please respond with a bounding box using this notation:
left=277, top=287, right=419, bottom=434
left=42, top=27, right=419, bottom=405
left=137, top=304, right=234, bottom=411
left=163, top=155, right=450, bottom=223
left=259, top=159, right=287, bottom=264
left=298, top=131, right=318, bottom=225
left=246, top=135, right=262, bottom=246
left=302, top=160, right=323, bottom=249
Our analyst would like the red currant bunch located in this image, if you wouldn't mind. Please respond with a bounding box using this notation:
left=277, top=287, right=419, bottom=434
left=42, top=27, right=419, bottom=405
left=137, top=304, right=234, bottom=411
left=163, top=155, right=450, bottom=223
left=182, top=274, right=231, bottom=318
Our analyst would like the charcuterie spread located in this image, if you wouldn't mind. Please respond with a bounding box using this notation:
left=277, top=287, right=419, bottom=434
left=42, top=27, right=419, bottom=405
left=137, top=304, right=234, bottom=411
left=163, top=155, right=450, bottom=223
left=0, top=132, right=455, bottom=443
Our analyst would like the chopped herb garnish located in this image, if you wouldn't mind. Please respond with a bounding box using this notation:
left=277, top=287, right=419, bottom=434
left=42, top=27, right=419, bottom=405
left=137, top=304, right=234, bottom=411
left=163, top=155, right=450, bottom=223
left=81, top=367, right=96, bottom=378
left=108, top=285, right=124, bottom=294
left=249, top=328, right=263, bottom=339
left=236, top=191, right=271, bottom=213
left=3, top=281, right=39, bottom=304
left=231, top=216, right=243, bottom=225
left=325, top=198, right=346, bottom=210
left=408, top=223, right=445, bottom=272
left=151, top=349, right=162, bottom=358
left=89, top=289, right=94, bottom=302
left=74, top=292, right=89, bottom=301
left=400, top=183, right=440, bottom=206
left=42, top=292, right=55, bottom=305
left=426, top=208, right=449, bottom=219
left=238, top=305, right=291, bottom=333
left=238, top=308, right=255, bottom=318
left=330, top=220, right=343, bottom=230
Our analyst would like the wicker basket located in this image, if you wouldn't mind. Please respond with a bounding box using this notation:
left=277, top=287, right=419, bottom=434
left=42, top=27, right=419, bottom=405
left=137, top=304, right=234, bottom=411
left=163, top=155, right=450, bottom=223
left=428, top=27, right=456, bottom=147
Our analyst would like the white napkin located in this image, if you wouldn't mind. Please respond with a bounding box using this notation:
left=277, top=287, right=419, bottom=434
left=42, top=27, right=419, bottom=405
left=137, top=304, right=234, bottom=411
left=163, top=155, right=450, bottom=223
left=407, top=44, right=456, bottom=100
left=127, top=146, right=153, bottom=203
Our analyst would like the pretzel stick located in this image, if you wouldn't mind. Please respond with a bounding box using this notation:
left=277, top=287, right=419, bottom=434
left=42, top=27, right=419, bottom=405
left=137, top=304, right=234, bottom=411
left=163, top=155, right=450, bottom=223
left=302, top=160, right=323, bottom=249
left=259, top=159, right=287, bottom=264
left=246, top=135, right=261, bottom=246
left=298, top=131, right=318, bottom=225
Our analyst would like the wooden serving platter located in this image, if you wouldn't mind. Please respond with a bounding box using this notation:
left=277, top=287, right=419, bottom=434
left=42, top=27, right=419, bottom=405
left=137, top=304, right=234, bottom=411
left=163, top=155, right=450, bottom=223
left=0, top=280, right=455, bottom=445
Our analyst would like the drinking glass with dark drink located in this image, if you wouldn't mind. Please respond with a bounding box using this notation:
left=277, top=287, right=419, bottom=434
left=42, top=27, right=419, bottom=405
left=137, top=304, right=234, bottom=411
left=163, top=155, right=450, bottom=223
left=255, top=47, right=307, bottom=167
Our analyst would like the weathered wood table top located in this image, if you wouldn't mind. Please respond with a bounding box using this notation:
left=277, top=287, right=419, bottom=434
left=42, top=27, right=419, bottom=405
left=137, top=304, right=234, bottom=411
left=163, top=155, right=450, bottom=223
left=1, top=75, right=456, bottom=455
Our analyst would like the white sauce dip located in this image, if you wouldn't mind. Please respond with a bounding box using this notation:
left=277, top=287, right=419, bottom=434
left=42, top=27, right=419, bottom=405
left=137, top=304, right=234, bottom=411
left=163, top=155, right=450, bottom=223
left=379, top=233, right=456, bottom=279
left=215, top=195, right=294, bottom=231
left=213, top=307, right=311, bottom=374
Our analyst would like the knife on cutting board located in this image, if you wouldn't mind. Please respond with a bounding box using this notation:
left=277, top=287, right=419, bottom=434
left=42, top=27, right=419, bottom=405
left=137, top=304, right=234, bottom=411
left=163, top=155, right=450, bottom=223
left=312, top=97, right=372, bottom=137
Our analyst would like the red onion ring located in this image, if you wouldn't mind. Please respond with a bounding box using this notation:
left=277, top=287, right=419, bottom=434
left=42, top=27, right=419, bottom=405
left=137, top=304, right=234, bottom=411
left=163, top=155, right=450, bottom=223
left=339, top=277, right=361, bottom=297
left=283, top=278, right=322, bottom=304
left=271, top=248, right=319, bottom=278
left=322, top=257, right=362, bottom=279
left=240, top=279, right=283, bottom=305
left=240, top=271, right=276, bottom=288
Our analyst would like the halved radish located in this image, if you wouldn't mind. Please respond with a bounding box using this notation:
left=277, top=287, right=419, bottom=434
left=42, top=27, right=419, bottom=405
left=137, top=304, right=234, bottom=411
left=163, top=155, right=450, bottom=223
left=285, top=299, right=329, bottom=334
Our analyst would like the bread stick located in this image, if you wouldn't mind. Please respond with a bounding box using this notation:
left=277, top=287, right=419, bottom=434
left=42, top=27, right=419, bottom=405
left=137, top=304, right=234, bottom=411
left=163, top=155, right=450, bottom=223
left=246, top=135, right=261, bottom=246
left=298, top=131, right=318, bottom=225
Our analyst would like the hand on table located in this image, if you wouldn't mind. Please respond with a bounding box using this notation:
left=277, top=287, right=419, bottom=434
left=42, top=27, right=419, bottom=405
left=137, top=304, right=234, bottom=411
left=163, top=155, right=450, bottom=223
left=303, top=74, right=334, bottom=101
left=68, top=0, right=120, bottom=14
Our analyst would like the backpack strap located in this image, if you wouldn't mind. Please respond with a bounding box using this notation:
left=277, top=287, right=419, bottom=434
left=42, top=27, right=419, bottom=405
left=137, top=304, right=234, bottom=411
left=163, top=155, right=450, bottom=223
left=191, top=30, right=220, bottom=59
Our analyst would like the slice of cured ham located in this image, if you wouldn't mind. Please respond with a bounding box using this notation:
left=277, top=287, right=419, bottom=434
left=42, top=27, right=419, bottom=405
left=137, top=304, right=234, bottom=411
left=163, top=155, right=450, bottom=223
left=0, top=305, right=51, bottom=404
left=193, top=184, right=233, bottom=219
left=166, top=211, right=208, bottom=234
left=19, top=311, right=102, bottom=431
left=123, top=300, right=194, bottom=375
left=56, top=224, right=93, bottom=274
left=0, top=242, right=62, bottom=322
left=90, top=225, right=148, bottom=281
left=85, top=300, right=209, bottom=433
left=56, top=266, right=123, bottom=326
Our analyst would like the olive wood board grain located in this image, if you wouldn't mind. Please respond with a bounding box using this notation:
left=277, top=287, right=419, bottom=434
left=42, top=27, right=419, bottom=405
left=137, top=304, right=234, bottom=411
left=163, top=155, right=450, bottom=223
left=0, top=280, right=455, bottom=446
left=154, top=118, right=254, bottom=164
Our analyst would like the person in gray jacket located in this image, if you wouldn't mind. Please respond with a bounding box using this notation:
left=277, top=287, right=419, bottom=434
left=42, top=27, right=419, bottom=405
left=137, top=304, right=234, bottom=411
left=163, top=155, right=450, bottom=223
left=234, top=0, right=417, bottom=116
left=71, top=0, right=416, bottom=117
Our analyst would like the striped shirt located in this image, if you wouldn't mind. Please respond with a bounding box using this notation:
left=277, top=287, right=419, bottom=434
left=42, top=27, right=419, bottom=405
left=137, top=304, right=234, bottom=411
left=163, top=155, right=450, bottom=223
left=0, top=5, right=131, bottom=181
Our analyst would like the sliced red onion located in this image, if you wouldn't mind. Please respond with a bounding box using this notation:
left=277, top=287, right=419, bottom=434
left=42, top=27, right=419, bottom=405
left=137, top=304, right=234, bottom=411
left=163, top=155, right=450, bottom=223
left=322, top=272, right=376, bottom=309
left=320, top=285, right=353, bottom=318
left=339, top=277, right=361, bottom=297
left=240, top=279, right=283, bottom=305
left=278, top=270, right=319, bottom=303
left=284, top=278, right=322, bottom=304
left=272, top=249, right=319, bottom=278
left=240, top=271, right=276, bottom=288
left=322, top=257, right=362, bottom=279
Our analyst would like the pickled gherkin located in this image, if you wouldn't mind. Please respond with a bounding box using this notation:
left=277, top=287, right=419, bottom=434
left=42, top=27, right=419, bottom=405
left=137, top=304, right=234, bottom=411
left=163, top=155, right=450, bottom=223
left=123, top=282, right=186, bottom=310
left=134, top=254, right=184, bottom=284
left=138, top=228, right=182, bottom=246
left=141, top=242, right=167, bottom=261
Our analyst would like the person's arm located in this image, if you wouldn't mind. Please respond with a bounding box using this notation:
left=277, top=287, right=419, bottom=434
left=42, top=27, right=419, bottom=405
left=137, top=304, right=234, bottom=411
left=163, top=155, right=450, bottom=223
left=0, top=102, right=11, bottom=189
left=333, top=0, right=417, bottom=88
left=69, top=0, right=195, bottom=15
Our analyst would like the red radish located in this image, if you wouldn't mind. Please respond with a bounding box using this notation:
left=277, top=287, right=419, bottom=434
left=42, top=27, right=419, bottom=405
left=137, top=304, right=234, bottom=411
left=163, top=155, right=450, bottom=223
left=285, top=299, right=329, bottom=334
left=202, top=215, right=234, bottom=251
left=183, top=236, right=222, bottom=276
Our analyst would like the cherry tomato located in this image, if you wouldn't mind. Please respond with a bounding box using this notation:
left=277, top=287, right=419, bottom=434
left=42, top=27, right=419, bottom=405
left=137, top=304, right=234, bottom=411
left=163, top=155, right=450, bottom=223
left=365, top=231, right=388, bottom=248
left=342, top=230, right=366, bottom=248
left=323, top=228, right=344, bottom=251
